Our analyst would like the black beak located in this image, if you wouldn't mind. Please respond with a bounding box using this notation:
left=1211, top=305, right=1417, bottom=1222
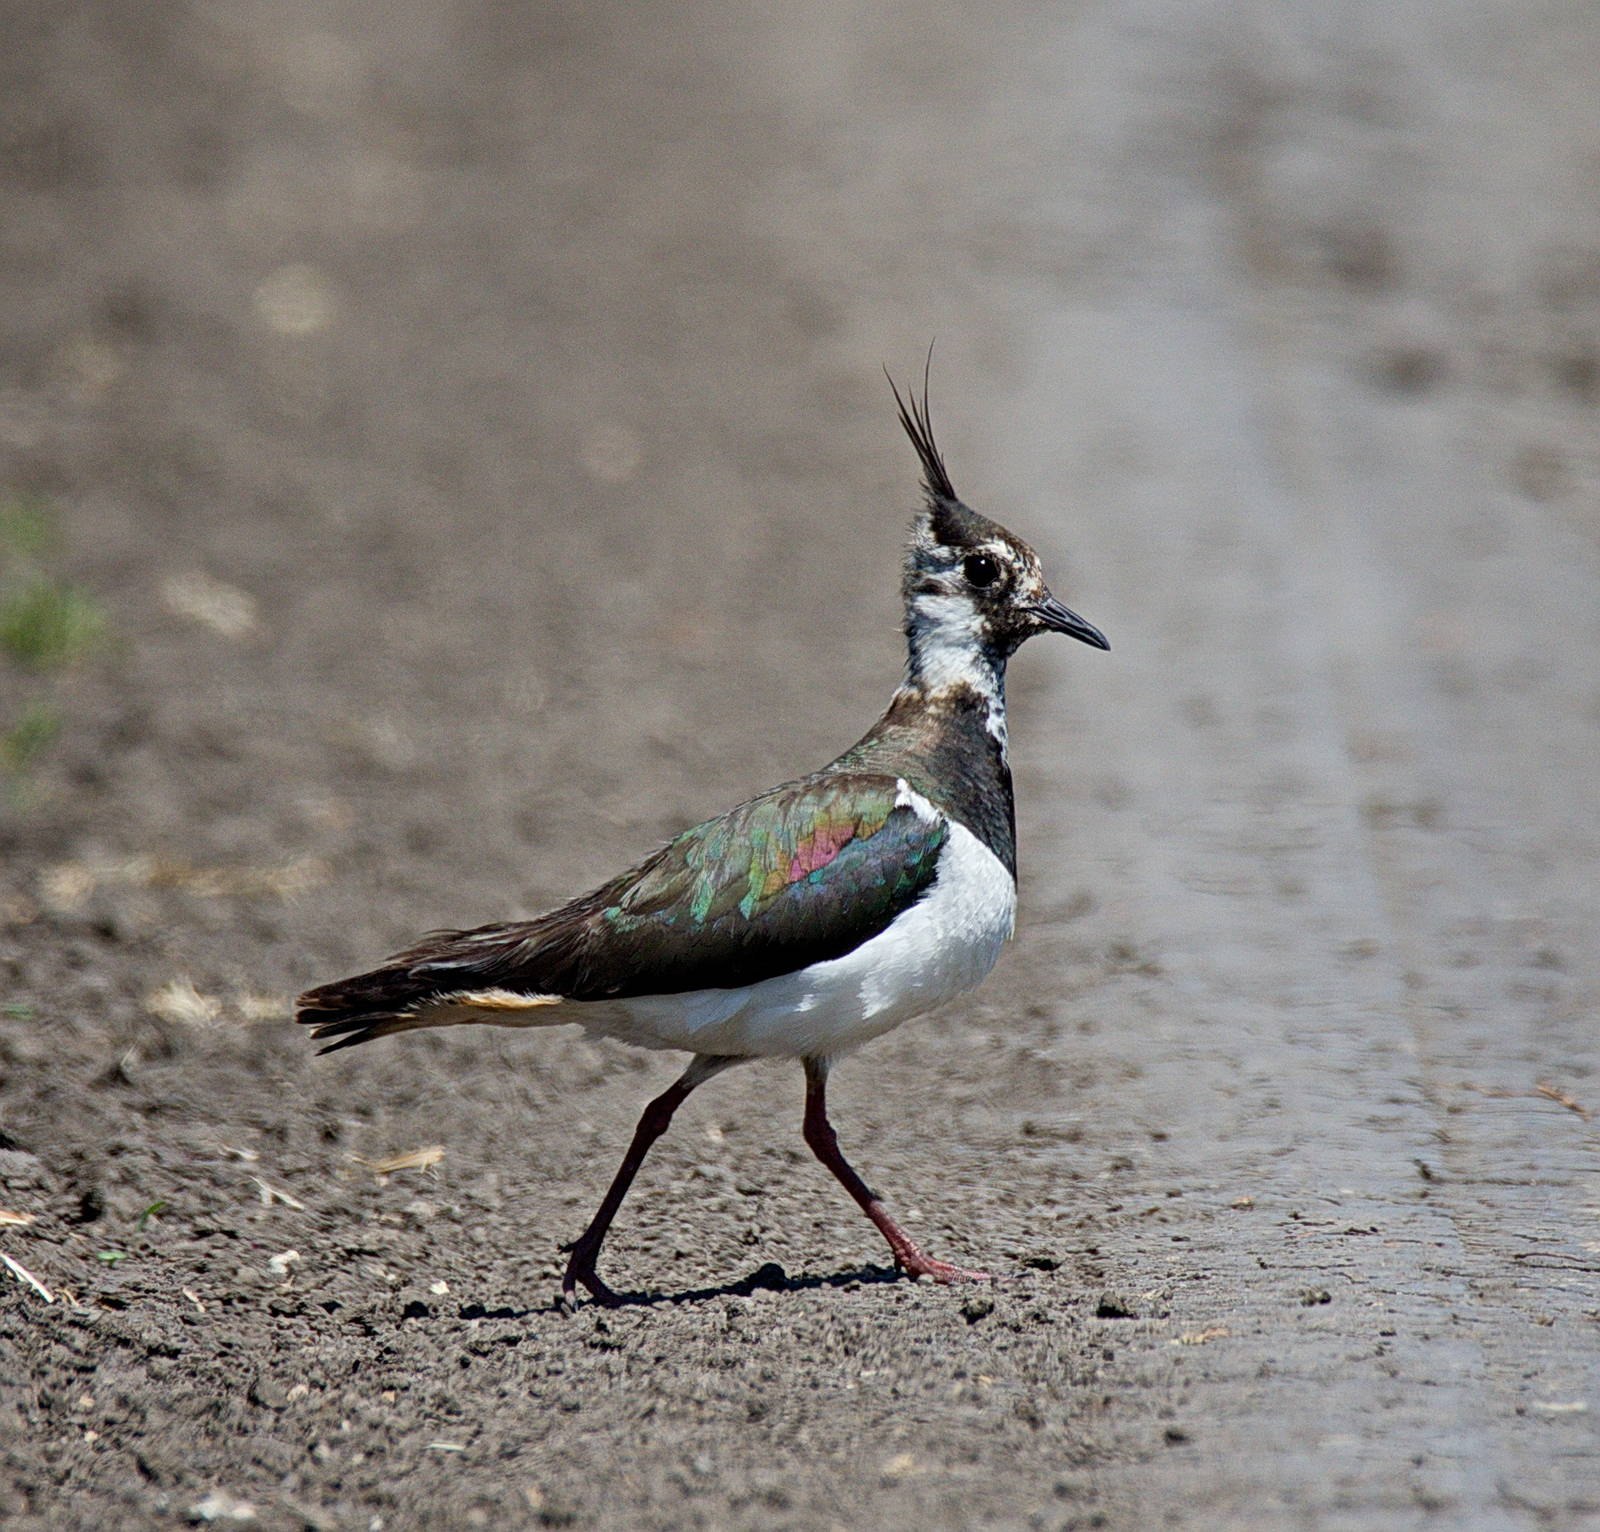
left=1030, top=593, right=1110, bottom=651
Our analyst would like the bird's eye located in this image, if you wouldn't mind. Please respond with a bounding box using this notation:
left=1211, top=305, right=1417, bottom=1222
left=963, top=552, right=1001, bottom=589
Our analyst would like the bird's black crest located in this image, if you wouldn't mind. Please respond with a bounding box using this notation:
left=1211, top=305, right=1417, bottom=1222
left=886, top=352, right=958, bottom=507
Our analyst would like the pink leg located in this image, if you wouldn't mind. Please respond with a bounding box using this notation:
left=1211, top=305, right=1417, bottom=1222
left=562, top=1054, right=737, bottom=1306
left=801, top=1057, right=991, bottom=1285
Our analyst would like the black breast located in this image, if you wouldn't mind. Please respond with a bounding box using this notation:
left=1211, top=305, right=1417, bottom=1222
left=824, top=686, right=1017, bottom=878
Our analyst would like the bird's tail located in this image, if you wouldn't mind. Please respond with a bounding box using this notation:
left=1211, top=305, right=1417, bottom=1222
left=295, top=923, right=567, bottom=1053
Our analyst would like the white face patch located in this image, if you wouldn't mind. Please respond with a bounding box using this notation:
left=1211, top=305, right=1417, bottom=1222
left=900, top=514, right=1051, bottom=752
left=903, top=592, right=1009, bottom=754
left=906, top=591, right=997, bottom=693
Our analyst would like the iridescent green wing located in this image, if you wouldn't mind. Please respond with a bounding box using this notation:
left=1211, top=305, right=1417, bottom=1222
left=564, top=773, right=948, bottom=997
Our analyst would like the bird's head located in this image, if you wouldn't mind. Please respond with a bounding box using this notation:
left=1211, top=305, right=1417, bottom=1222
left=890, top=369, right=1108, bottom=696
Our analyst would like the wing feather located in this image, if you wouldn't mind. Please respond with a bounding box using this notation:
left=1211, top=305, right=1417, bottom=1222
left=421, top=775, right=943, bottom=1000
left=297, top=774, right=948, bottom=1045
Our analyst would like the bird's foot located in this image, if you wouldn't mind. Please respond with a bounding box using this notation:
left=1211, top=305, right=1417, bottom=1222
left=560, top=1246, right=626, bottom=1309
left=895, top=1247, right=993, bottom=1285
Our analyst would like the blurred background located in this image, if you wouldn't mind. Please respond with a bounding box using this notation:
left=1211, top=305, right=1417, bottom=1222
left=4, top=3, right=1598, bottom=961
left=2, top=4, right=1597, bottom=1528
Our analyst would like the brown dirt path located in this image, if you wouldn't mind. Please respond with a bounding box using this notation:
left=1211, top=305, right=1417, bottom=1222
left=2, top=4, right=1597, bottom=1529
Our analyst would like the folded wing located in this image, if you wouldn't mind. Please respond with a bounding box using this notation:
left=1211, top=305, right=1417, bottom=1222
left=297, top=774, right=948, bottom=1047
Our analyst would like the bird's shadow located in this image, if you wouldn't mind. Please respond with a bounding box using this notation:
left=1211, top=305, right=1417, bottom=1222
left=452, top=1257, right=1037, bottom=1322
left=615, top=1259, right=907, bottom=1309
left=518, top=1260, right=905, bottom=1316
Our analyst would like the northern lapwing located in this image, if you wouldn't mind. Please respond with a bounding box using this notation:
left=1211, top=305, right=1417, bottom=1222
left=297, top=372, right=1109, bottom=1305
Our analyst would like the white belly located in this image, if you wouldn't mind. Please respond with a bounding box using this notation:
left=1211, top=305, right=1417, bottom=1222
left=581, top=821, right=1017, bottom=1059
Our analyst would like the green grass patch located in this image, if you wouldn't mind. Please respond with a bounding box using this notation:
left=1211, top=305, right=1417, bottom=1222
left=0, top=573, right=106, bottom=671
left=0, top=493, right=111, bottom=794
left=0, top=700, right=60, bottom=774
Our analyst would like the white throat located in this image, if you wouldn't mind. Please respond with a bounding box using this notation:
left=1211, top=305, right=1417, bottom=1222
left=904, top=593, right=1009, bottom=753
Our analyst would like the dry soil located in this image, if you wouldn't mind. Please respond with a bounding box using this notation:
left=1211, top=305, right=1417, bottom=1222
left=2, top=5, right=1598, bottom=1530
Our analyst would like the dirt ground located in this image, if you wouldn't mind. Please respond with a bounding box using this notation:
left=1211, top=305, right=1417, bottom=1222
left=3, top=4, right=1599, bottom=1529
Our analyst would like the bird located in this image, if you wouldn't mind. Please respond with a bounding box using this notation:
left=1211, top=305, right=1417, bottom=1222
left=296, top=370, right=1109, bottom=1306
